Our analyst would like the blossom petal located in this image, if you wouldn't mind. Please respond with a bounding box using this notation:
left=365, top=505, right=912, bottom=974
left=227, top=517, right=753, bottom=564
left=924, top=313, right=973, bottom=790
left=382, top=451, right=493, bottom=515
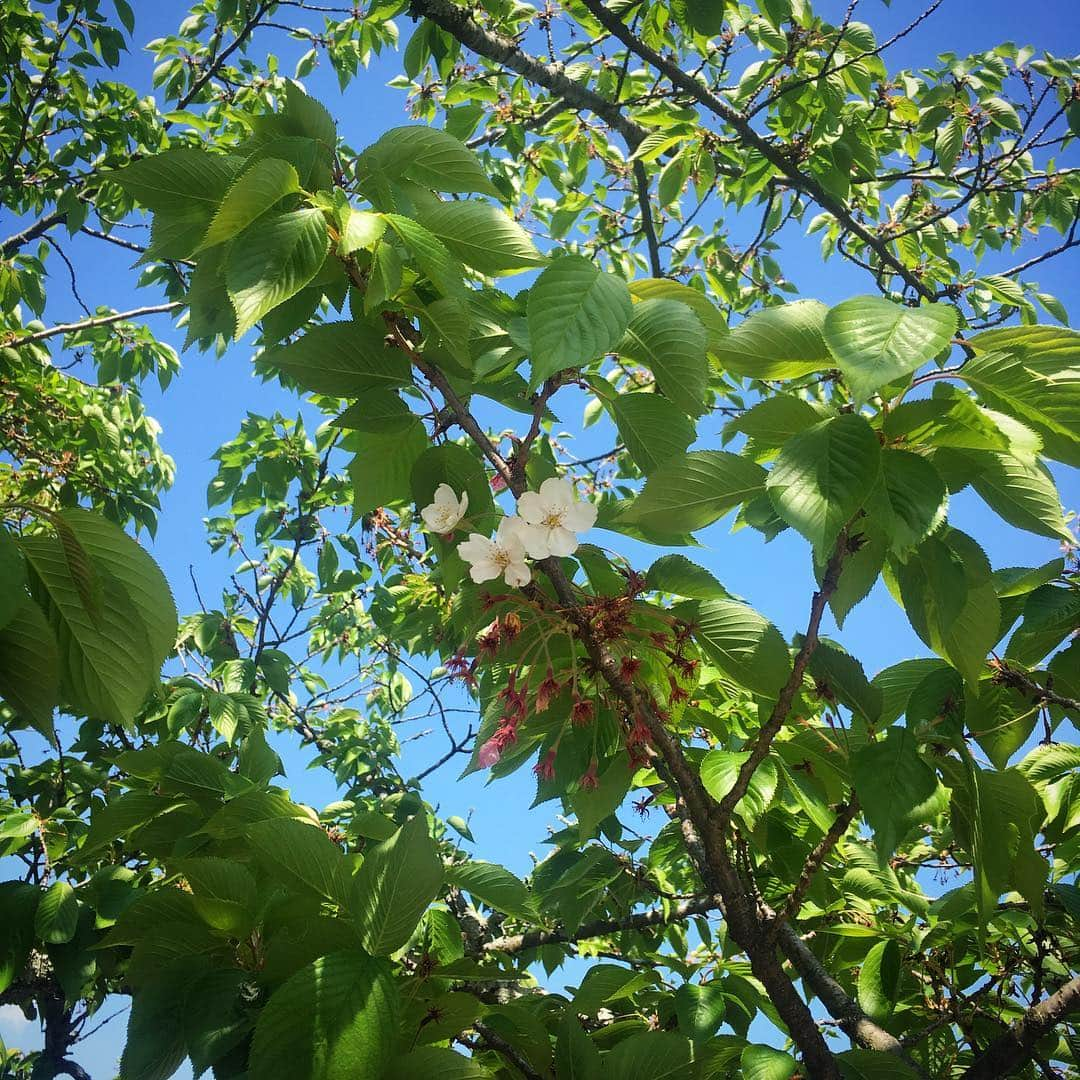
left=547, top=526, right=579, bottom=557
left=514, top=521, right=550, bottom=559
left=516, top=491, right=544, bottom=525
left=564, top=499, right=597, bottom=532
left=433, top=483, right=456, bottom=506
left=457, top=534, right=493, bottom=563
left=468, top=559, right=501, bottom=583
left=503, top=561, right=531, bottom=587
left=539, top=476, right=574, bottom=506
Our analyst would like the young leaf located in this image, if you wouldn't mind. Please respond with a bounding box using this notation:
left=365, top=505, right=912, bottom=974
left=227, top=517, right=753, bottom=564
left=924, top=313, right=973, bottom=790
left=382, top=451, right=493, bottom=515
left=199, top=157, right=300, bottom=250
left=823, top=297, right=957, bottom=401
left=226, top=207, right=329, bottom=337
left=248, top=951, right=399, bottom=1080
left=766, top=414, right=881, bottom=553
left=353, top=813, right=443, bottom=956
left=616, top=298, right=709, bottom=417
left=527, top=255, right=632, bottom=386
left=623, top=451, right=766, bottom=534
left=611, top=393, right=696, bottom=474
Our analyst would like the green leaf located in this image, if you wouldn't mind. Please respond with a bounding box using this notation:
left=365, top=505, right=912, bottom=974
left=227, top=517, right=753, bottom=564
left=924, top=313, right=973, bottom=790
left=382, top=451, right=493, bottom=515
left=35, top=880, right=78, bottom=944
left=384, top=213, right=467, bottom=299
left=965, top=679, right=1037, bottom=770
left=360, top=125, right=498, bottom=195
left=554, top=1012, right=602, bottom=1080
left=723, top=395, right=826, bottom=458
left=694, top=599, right=791, bottom=696
left=571, top=755, right=633, bottom=836
left=804, top=638, right=882, bottom=723
left=247, top=817, right=350, bottom=906
left=682, top=0, right=726, bottom=34
left=607, top=1031, right=695, bottom=1080
left=961, top=327, right=1080, bottom=466
left=339, top=208, right=386, bottom=254
left=646, top=555, right=729, bottom=599
left=873, top=449, right=948, bottom=553
left=527, top=255, right=633, bottom=386
left=226, top=207, right=329, bottom=337
left=623, top=451, right=766, bottom=534
left=411, top=443, right=496, bottom=533
left=0, top=882, right=39, bottom=995
left=199, top=158, right=300, bottom=250
left=674, top=981, right=726, bottom=1043
left=741, top=1045, right=797, bottom=1080
left=56, top=509, right=177, bottom=666
left=176, top=856, right=257, bottom=934
left=261, top=321, right=412, bottom=397
left=710, top=300, right=832, bottom=380
left=851, top=728, right=945, bottom=858
left=108, top=148, right=238, bottom=212
left=0, top=528, right=26, bottom=631
left=0, top=594, right=59, bottom=735
left=628, top=278, right=727, bottom=348
left=353, top=813, right=443, bottom=955
left=935, top=116, right=965, bottom=176
left=248, top=951, right=398, bottom=1080
left=889, top=532, right=1000, bottom=684
left=857, top=940, right=902, bottom=1021
left=444, top=861, right=532, bottom=920
left=611, top=393, right=696, bottom=474
left=700, top=750, right=778, bottom=826
left=969, top=452, right=1071, bottom=541
left=617, top=298, right=709, bottom=417
left=414, top=200, right=546, bottom=275
left=345, top=393, right=428, bottom=517
left=837, top=1049, right=920, bottom=1079
left=20, top=531, right=159, bottom=726
left=766, top=414, right=881, bottom=553
left=823, top=297, right=957, bottom=401
left=384, top=1047, right=491, bottom=1080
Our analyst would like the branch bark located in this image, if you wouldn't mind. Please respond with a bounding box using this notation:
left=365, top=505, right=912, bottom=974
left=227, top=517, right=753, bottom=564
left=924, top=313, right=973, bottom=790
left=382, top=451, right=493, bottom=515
left=484, top=894, right=723, bottom=954
left=576, top=0, right=936, bottom=301
left=962, top=973, right=1080, bottom=1079
left=5, top=303, right=183, bottom=347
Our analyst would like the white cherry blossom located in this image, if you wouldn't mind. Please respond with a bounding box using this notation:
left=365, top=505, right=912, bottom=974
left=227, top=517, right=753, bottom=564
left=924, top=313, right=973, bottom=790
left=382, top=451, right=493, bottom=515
left=515, top=477, right=597, bottom=558
left=457, top=516, right=532, bottom=586
left=420, top=484, right=468, bottom=534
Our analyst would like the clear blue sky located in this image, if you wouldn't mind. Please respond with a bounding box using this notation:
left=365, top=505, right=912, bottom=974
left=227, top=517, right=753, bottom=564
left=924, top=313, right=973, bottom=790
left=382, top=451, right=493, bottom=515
left=1, top=0, right=1078, bottom=1072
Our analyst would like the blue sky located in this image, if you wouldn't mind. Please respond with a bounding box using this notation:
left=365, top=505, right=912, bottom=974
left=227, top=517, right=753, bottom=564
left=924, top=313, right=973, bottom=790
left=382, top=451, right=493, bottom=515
left=1, top=0, right=1078, bottom=1072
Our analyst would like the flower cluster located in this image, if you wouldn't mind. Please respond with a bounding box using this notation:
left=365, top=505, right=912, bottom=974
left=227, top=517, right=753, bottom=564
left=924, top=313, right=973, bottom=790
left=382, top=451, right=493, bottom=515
left=420, top=477, right=597, bottom=588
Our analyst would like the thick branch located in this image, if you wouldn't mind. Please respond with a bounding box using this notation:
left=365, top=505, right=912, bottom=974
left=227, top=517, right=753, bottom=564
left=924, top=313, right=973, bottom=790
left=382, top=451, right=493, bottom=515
left=776, top=923, right=912, bottom=1059
left=962, top=974, right=1080, bottom=1079
left=409, top=0, right=648, bottom=149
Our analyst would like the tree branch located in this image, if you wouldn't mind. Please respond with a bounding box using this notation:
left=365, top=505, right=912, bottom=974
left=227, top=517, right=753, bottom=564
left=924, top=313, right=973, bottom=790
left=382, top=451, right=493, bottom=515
left=5, top=303, right=182, bottom=348
left=483, top=893, right=722, bottom=954
left=576, top=0, right=936, bottom=301
left=715, top=533, right=848, bottom=828
left=962, top=973, right=1080, bottom=1079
